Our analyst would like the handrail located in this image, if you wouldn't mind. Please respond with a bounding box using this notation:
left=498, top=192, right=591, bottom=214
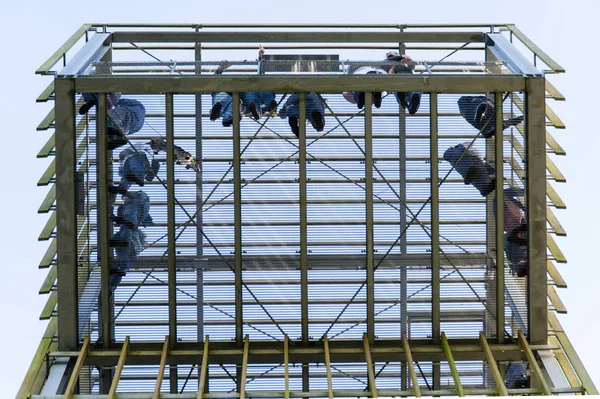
left=36, top=24, right=92, bottom=75
left=506, top=24, right=565, bottom=73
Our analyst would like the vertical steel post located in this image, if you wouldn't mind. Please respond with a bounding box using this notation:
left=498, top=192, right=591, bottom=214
left=525, top=77, right=547, bottom=345
left=96, top=93, right=112, bottom=351
left=233, top=93, right=243, bottom=346
left=55, top=78, right=79, bottom=351
left=298, top=92, right=309, bottom=392
left=195, top=29, right=205, bottom=342
left=365, top=92, right=375, bottom=344
left=495, top=92, right=505, bottom=343
left=430, top=92, right=441, bottom=391
left=166, top=93, right=178, bottom=392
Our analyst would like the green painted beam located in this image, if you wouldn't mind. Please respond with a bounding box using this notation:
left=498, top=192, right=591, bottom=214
left=37, top=133, right=55, bottom=158
left=546, top=155, right=566, bottom=182
left=39, top=291, right=57, bottom=320
left=39, top=265, right=57, bottom=295
left=36, top=24, right=92, bottom=74
left=545, top=79, right=565, bottom=101
left=547, top=208, right=566, bottom=236
left=546, top=130, right=566, bottom=155
left=38, top=185, right=56, bottom=213
left=36, top=81, right=55, bottom=102
left=547, top=286, right=567, bottom=314
left=547, top=234, right=567, bottom=263
left=547, top=181, right=566, bottom=209
left=38, top=159, right=55, bottom=186
left=547, top=261, right=567, bottom=288
left=546, top=104, right=565, bottom=129
left=37, top=108, right=55, bottom=131
left=38, top=211, right=56, bottom=241
left=39, top=239, right=57, bottom=268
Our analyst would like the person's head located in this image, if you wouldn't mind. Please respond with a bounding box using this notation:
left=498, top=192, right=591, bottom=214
left=386, top=51, right=400, bottom=59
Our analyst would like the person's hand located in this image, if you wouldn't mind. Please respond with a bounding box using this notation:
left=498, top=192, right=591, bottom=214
left=402, top=55, right=413, bottom=63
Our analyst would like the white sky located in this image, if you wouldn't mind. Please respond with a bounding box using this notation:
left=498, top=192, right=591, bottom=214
left=1, top=0, right=598, bottom=396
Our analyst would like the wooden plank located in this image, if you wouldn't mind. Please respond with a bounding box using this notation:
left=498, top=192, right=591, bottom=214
left=323, top=334, right=333, bottom=399
left=108, top=336, right=130, bottom=399
left=38, top=185, right=56, bottom=214
left=548, top=234, right=567, bottom=263
left=197, top=336, right=209, bottom=399
left=547, top=208, right=566, bottom=236
left=547, top=181, right=566, bottom=209
left=64, top=336, right=91, bottom=399
left=38, top=159, right=55, bottom=186
left=546, top=155, right=566, bottom=182
left=284, top=335, right=289, bottom=399
left=547, top=261, right=567, bottom=288
left=441, top=332, right=464, bottom=397
left=37, top=133, right=55, bottom=158
left=39, top=291, right=57, bottom=320
left=39, top=238, right=57, bottom=268
left=240, top=335, right=249, bottom=399
left=36, top=24, right=92, bottom=74
left=518, top=330, right=552, bottom=395
left=37, top=81, right=55, bottom=102
left=548, top=336, right=582, bottom=393
left=37, top=108, right=55, bottom=131
left=153, top=336, right=170, bottom=399
left=548, top=286, right=567, bottom=313
left=546, top=131, right=566, bottom=155
left=545, top=79, right=565, bottom=101
left=546, top=104, right=565, bottom=129
left=402, top=332, right=421, bottom=397
left=39, top=264, right=57, bottom=294
left=38, top=211, right=56, bottom=241
left=363, top=333, right=377, bottom=398
left=479, top=332, right=508, bottom=396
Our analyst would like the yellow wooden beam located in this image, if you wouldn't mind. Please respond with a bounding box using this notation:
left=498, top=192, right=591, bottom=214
left=153, top=336, right=170, bottom=399
left=36, top=81, right=55, bottom=103
left=39, top=264, right=57, bottom=294
left=38, top=159, right=55, bottom=186
left=547, top=181, right=566, bottom=209
left=363, top=333, right=377, bottom=398
left=548, top=234, right=567, bottom=263
left=37, top=133, right=56, bottom=158
left=548, top=286, right=567, bottom=314
left=284, top=335, right=289, bottom=399
left=37, top=108, right=55, bottom=131
left=39, top=238, right=57, bottom=268
left=197, top=336, right=209, bottom=399
left=38, top=185, right=56, bottom=214
left=38, top=211, right=56, bottom=241
left=39, top=291, right=57, bottom=320
left=518, top=330, right=552, bottom=395
left=64, top=336, right=91, bottom=399
left=441, top=332, right=464, bottom=397
left=547, top=208, right=566, bottom=236
left=546, top=104, right=565, bottom=129
left=108, top=336, right=130, bottom=399
left=547, top=261, right=567, bottom=288
left=323, top=334, right=333, bottom=399
left=546, top=155, right=566, bottom=182
left=545, top=79, right=565, bottom=101
left=240, top=335, right=249, bottom=399
left=402, top=332, right=421, bottom=397
left=546, top=130, right=566, bottom=155
left=479, top=332, right=508, bottom=396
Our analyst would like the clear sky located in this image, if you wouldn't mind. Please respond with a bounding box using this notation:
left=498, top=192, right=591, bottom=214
left=0, top=0, right=598, bottom=396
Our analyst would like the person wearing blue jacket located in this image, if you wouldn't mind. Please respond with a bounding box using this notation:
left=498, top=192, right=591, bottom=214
left=109, top=191, right=153, bottom=292
left=382, top=52, right=422, bottom=114
left=240, top=45, right=278, bottom=119
left=494, top=187, right=528, bottom=277
left=279, top=93, right=325, bottom=137
left=79, top=92, right=146, bottom=150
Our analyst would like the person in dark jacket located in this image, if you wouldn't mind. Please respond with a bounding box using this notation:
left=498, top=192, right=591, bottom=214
left=443, top=142, right=495, bottom=196
left=109, top=191, right=153, bottom=292
left=240, top=45, right=278, bottom=119
left=279, top=93, right=325, bottom=137
left=458, top=95, right=524, bottom=137
left=209, top=61, right=235, bottom=127
left=494, top=187, right=528, bottom=277
left=79, top=92, right=146, bottom=150
left=382, top=52, right=421, bottom=114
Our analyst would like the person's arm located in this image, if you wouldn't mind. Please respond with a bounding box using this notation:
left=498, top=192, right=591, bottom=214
left=215, top=60, right=231, bottom=75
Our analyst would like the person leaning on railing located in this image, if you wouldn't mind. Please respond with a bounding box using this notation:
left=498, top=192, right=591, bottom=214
left=239, top=45, right=278, bottom=119
left=278, top=93, right=325, bottom=138
left=382, top=51, right=422, bottom=115
left=457, top=95, right=524, bottom=138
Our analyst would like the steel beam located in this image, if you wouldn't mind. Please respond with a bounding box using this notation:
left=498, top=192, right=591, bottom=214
left=54, top=78, right=78, bottom=351
left=526, top=77, right=548, bottom=344
left=58, top=33, right=111, bottom=76
left=430, top=93, right=440, bottom=391
left=195, top=30, right=205, bottom=343
left=232, top=93, right=243, bottom=346
left=495, top=91, right=505, bottom=343
left=298, top=92, right=309, bottom=393
left=74, top=75, right=526, bottom=95
left=486, top=33, right=541, bottom=76
left=240, top=336, right=249, bottom=399
left=111, top=31, right=486, bottom=44
left=365, top=92, right=375, bottom=344
left=402, top=332, right=421, bottom=397
left=284, top=335, right=289, bottom=399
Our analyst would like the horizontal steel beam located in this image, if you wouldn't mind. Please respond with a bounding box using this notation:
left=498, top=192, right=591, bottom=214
left=111, top=31, right=486, bottom=44
left=74, top=75, right=526, bottom=94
